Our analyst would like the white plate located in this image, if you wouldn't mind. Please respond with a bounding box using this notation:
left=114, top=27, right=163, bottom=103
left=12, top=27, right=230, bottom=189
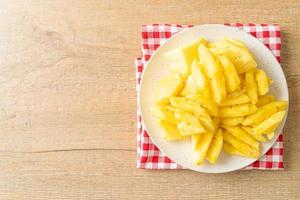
left=139, top=24, right=289, bottom=173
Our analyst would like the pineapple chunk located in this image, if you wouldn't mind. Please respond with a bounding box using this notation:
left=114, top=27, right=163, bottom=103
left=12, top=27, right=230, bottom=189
left=241, top=126, right=266, bottom=142
left=217, top=54, right=240, bottom=92
left=152, top=105, right=179, bottom=125
left=223, top=38, right=247, bottom=49
left=177, top=121, right=205, bottom=136
left=198, top=44, right=226, bottom=103
left=256, top=69, right=269, bottom=95
left=214, top=39, right=257, bottom=73
left=220, top=93, right=251, bottom=107
left=256, top=94, right=275, bottom=107
left=222, top=125, right=259, bottom=150
left=223, top=142, right=245, bottom=157
left=239, top=73, right=245, bottom=89
left=174, top=110, right=206, bottom=136
left=253, top=111, right=286, bottom=135
left=223, top=131, right=260, bottom=158
left=165, top=38, right=208, bottom=78
left=212, top=117, right=220, bottom=130
left=158, top=73, right=183, bottom=100
left=159, top=120, right=183, bottom=141
left=188, top=95, right=218, bottom=117
left=220, top=117, right=244, bottom=126
left=190, top=60, right=211, bottom=98
left=193, top=131, right=215, bottom=165
left=191, top=134, right=203, bottom=150
left=180, top=75, right=197, bottom=96
left=243, top=101, right=287, bottom=126
left=170, top=97, right=211, bottom=119
left=219, top=104, right=257, bottom=117
left=198, top=116, right=215, bottom=132
left=245, top=69, right=258, bottom=104
left=206, top=129, right=223, bottom=164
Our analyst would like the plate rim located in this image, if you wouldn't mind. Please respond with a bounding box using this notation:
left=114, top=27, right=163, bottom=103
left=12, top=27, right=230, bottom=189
left=139, top=24, right=289, bottom=173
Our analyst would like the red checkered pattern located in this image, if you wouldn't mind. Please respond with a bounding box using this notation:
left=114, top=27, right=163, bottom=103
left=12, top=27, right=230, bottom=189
left=135, top=23, right=284, bottom=170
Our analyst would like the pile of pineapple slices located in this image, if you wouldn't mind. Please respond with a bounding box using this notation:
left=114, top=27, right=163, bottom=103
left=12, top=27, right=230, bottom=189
left=154, top=37, right=287, bottom=165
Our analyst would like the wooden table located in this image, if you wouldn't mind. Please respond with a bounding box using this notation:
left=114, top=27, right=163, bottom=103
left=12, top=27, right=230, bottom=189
left=0, top=1, right=299, bottom=199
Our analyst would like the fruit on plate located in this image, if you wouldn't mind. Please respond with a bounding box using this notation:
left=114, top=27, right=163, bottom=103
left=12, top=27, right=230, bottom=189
left=256, top=94, right=275, bottom=107
left=165, top=38, right=208, bottom=78
left=198, top=44, right=226, bottom=103
left=256, top=69, right=270, bottom=95
left=245, top=69, right=258, bottom=104
left=218, top=54, right=240, bottom=92
left=154, top=37, right=287, bottom=165
left=242, top=101, right=287, bottom=126
left=210, top=38, right=257, bottom=73
left=158, top=73, right=183, bottom=100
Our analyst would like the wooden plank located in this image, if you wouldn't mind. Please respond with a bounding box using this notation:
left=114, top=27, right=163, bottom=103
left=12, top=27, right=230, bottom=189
left=0, top=150, right=299, bottom=200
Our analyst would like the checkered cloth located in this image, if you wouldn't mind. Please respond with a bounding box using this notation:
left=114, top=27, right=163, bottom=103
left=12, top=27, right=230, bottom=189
left=135, top=23, right=284, bottom=170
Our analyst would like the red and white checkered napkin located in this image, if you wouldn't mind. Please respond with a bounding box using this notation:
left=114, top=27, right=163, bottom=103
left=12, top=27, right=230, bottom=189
left=135, top=23, right=284, bottom=170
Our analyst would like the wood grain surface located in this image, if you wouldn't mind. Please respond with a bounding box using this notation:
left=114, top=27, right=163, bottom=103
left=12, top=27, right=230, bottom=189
left=0, top=0, right=299, bottom=199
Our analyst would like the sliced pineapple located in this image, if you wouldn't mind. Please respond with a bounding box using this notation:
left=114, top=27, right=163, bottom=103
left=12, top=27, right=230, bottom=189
left=198, top=44, right=226, bottom=103
left=213, top=38, right=257, bottom=73
left=165, top=38, right=208, bottom=78
left=245, top=69, right=258, bottom=104
left=256, top=69, right=269, bottom=95
left=217, top=54, right=240, bottom=92
left=190, top=60, right=211, bottom=98
left=159, top=120, right=183, bottom=141
left=174, top=110, right=206, bottom=136
left=158, top=73, right=183, bottom=100
left=180, top=74, right=197, bottom=97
